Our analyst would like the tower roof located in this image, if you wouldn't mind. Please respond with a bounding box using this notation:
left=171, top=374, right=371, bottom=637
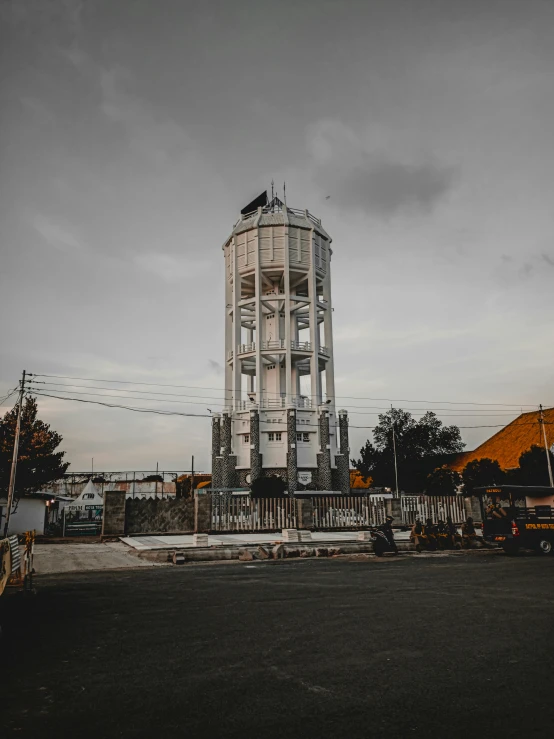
left=226, top=195, right=330, bottom=243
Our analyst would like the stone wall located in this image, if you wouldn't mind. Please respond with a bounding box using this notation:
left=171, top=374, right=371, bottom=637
left=125, top=497, right=195, bottom=534
left=102, top=490, right=126, bottom=536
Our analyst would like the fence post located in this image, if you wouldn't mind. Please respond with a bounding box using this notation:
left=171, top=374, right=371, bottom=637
left=195, top=491, right=212, bottom=533
left=102, top=490, right=127, bottom=537
left=297, top=498, right=313, bottom=530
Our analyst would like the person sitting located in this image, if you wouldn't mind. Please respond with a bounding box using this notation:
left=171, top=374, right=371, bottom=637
left=422, top=518, right=438, bottom=551
left=436, top=519, right=449, bottom=550
left=410, top=517, right=427, bottom=553
left=487, top=501, right=508, bottom=520
left=461, top=516, right=478, bottom=547
left=378, top=515, right=398, bottom=554
left=446, top=515, right=462, bottom=549
left=461, top=516, right=492, bottom=548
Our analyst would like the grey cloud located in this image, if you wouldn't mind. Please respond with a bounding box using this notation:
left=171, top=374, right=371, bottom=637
left=520, top=262, right=533, bottom=278
left=542, top=253, right=554, bottom=267
left=330, top=157, right=458, bottom=217
left=33, top=215, right=83, bottom=251
left=208, top=360, right=224, bottom=375
left=308, top=119, right=457, bottom=218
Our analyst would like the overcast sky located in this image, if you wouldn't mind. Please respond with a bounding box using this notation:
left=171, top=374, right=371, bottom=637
left=1, top=0, right=553, bottom=473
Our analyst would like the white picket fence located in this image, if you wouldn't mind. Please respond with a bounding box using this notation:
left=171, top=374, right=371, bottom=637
left=311, top=496, right=386, bottom=529
left=210, top=494, right=387, bottom=532
left=401, top=495, right=466, bottom=526
left=211, top=496, right=297, bottom=532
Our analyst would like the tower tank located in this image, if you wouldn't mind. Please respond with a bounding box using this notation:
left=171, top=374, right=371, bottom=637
left=212, top=192, right=349, bottom=494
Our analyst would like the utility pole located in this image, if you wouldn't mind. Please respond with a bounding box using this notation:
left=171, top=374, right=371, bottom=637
left=4, top=370, right=26, bottom=537
left=539, top=405, right=554, bottom=487
left=190, top=455, right=195, bottom=497
left=391, top=405, right=400, bottom=498
left=155, top=461, right=159, bottom=498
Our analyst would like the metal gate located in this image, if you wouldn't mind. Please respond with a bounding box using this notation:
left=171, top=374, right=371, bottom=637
left=401, top=495, right=466, bottom=526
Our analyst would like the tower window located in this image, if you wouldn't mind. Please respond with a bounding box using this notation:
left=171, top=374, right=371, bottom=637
left=243, top=434, right=250, bottom=444
left=268, top=432, right=282, bottom=442
left=303, top=433, right=309, bottom=443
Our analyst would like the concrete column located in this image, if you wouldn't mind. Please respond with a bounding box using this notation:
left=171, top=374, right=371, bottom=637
left=213, top=457, right=223, bottom=489
left=222, top=410, right=235, bottom=488
left=232, top=235, right=241, bottom=408
left=322, top=266, right=335, bottom=405
left=317, top=406, right=332, bottom=490
left=254, top=212, right=263, bottom=406
left=283, top=206, right=292, bottom=404
left=250, top=407, right=262, bottom=483
left=211, top=413, right=221, bottom=487
left=102, top=490, right=127, bottom=537
left=336, top=409, right=350, bottom=494
left=286, top=407, right=298, bottom=496
left=307, top=228, right=322, bottom=406
left=194, top=491, right=212, bottom=533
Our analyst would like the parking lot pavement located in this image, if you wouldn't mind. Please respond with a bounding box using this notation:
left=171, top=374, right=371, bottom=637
left=32, top=541, right=166, bottom=574
left=3, top=553, right=554, bottom=739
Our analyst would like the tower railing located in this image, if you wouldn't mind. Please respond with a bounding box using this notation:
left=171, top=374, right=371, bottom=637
left=237, top=342, right=256, bottom=354
left=235, top=340, right=316, bottom=355
left=235, top=396, right=313, bottom=411
left=290, top=340, right=312, bottom=352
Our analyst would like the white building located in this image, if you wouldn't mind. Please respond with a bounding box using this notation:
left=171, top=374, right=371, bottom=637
left=0, top=493, right=61, bottom=536
left=212, top=192, right=350, bottom=494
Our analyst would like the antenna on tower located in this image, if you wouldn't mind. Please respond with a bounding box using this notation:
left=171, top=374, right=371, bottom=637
left=271, top=180, right=274, bottom=201
left=283, top=181, right=287, bottom=205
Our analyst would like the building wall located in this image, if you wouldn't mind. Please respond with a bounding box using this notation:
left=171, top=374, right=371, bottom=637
left=0, top=498, right=46, bottom=535
left=39, top=479, right=178, bottom=499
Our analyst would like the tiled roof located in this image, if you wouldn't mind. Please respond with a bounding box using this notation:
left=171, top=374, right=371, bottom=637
left=449, top=407, right=554, bottom=471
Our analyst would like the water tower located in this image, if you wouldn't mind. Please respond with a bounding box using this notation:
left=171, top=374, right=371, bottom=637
left=211, top=191, right=350, bottom=494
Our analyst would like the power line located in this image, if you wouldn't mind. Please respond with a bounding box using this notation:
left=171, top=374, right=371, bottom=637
left=32, top=391, right=212, bottom=418
left=27, top=380, right=534, bottom=417
left=32, top=390, right=552, bottom=430
left=0, top=385, right=20, bottom=406
left=29, top=385, right=227, bottom=409
left=28, top=380, right=226, bottom=403
left=28, top=372, right=544, bottom=409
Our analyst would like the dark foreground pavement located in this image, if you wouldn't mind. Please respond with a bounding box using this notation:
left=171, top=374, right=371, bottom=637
left=2, top=553, right=554, bottom=738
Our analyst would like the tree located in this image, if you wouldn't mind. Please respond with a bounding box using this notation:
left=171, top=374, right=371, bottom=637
left=461, top=458, right=505, bottom=496
left=0, top=396, right=69, bottom=503
left=425, top=466, right=461, bottom=496
left=515, top=445, right=554, bottom=487
left=353, top=409, right=464, bottom=494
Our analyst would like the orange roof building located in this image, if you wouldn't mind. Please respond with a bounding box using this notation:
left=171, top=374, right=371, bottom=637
left=450, top=407, right=554, bottom=472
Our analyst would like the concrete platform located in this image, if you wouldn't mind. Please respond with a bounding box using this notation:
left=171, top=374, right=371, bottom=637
left=121, top=530, right=412, bottom=551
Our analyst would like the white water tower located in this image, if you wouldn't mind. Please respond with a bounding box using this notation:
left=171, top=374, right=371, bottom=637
left=211, top=191, right=349, bottom=494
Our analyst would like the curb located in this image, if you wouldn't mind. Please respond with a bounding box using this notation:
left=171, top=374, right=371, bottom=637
left=133, top=539, right=416, bottom=564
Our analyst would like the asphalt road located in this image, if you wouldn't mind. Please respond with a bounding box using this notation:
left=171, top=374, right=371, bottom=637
left=2, top=553, right=554, bottom=738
